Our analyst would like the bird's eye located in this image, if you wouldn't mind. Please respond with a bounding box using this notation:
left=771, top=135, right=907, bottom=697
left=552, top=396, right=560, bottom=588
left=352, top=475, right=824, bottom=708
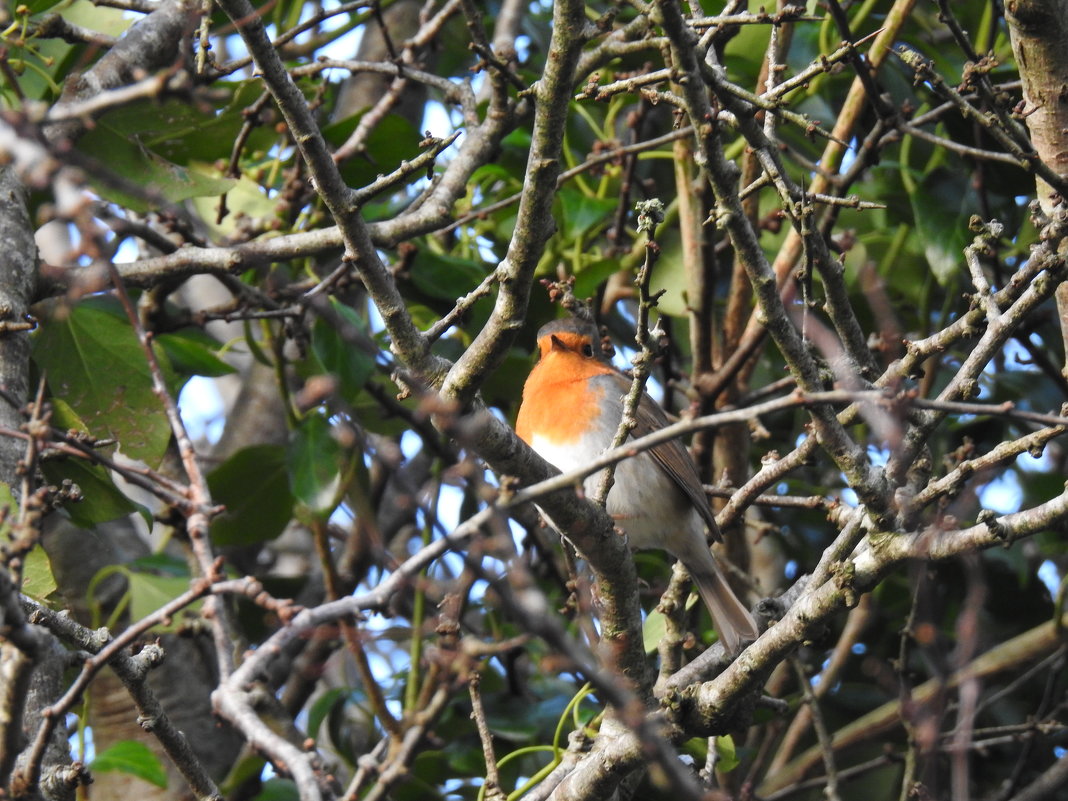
left=581, top=343, right=594, bottom=357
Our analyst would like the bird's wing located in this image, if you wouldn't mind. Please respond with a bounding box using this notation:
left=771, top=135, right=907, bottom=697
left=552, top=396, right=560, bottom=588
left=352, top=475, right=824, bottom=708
left=602, top=372, right=722, bottom=541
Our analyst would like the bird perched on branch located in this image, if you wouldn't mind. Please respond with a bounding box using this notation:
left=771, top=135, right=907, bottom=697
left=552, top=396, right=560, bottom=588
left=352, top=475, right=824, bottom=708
left=515, top=316, right=759, bottom=654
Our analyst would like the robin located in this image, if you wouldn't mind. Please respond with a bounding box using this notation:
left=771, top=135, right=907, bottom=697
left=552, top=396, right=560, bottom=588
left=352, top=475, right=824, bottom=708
left=515, top=316, right=759, bottom=653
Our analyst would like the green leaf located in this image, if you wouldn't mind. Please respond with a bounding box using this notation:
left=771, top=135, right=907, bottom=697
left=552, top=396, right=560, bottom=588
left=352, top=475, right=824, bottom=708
left=485, top=693, right=570, bottom=741
left=40, top=458, right=144, bottom=527
left=0, top=482, right=13, bottom=542
left=94, top=84, right=273, bottom=165
left=251, top=778, right=300, bottom=801
left=469, top=163, right=520, bottom=188
left=406, top=303, right=445, bottom=332
left=409, top=750, right=452, bottom=787
left=311, top=300, right=375, bottom=398
left=307, top=688, right=350, bottom=741
left=90, top=740, right=168, bottom=789
left=325, top=690, right=374, bottom=764
left=21, top=545, right=58, bottom=601
left=48, top=396, right=96, bottom=439
left=42, top=396, right=151, bottom=526
left=241, top=319, right=276, bottom=368
left=288, top=415, right=344, bottom=515
left=647, top=235, right=688, bottom=316
left=391, top=774, right=446, bottom=801
left=573, top=258, right=624, bottom=299
left=556, top=189, right=617, bottom=240
left=909, top=167, right=974, bottom=286
left=26, top=0, right=70, bottom=13
left=126, top=571, right=201, bottom=630
left=155, top=331, right=236, bottom=379
left=32, top=302, right=171, bottom=465
left=208, top=445, right=295, bottom=546
left=326, top=112, right=422, bottom=191
left=77, top=123, right=235, bottom=212
left=127, top=553, right=191, bottom=577
left=642, top=608, right=667, bottom=654
left=682, top=733, right=740, bottom=773
left=409, top=250, right=486, bottom=301
left=219, top=753, right=268, bottom=797
left=14, top=2, right=129, bottom=102
left=55, top=0, right=130, bottom=36
left=715, top=734, right=740, bottom=772
left=191, top=176, right=281, bottom=238
left=351, top=375, right=419, bottom=436
left=501, top=127, right=532, bottom=150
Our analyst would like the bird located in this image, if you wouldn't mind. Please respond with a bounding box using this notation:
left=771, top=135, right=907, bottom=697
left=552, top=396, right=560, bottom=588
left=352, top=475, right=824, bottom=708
left=515, top=316, right=760, bottom=654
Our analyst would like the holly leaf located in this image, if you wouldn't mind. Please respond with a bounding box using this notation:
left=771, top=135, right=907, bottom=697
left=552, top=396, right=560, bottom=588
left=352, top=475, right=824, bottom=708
left=21, top=546, right=58, bottom=601
left=90, top=740, right=167, bottom=789
left=288, top=415, right=345, bottom=516
left=208, top=445, right=295, bottom=546
left=311, top=300, right=375, bottom=399
left=33, top=301, right=171, bottom=466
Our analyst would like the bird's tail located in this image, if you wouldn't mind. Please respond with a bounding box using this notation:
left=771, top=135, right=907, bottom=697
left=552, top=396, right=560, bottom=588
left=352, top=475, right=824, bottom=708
left=684, top=545, right=760, bottom=654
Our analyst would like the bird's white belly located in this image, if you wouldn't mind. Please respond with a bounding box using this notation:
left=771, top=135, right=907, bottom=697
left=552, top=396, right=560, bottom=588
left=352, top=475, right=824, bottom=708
left=529, top=432, right=695, bottom=551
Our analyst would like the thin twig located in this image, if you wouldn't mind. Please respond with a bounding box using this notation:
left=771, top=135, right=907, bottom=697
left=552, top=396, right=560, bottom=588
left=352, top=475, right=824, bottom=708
left=351, top=131, right=461, bottom=207
left=469, top=672, right=507, bottom=801
left=791, top=655, right=843, bottom=801
left=443, top=128, right=694, bottom=235
left=424, top=270, right=500, bottom=342
left=896, top=46, right=1068, bottom=197
left=22, top=599, right=223, bottom=801
left=594, top=198, right=665, bottom=504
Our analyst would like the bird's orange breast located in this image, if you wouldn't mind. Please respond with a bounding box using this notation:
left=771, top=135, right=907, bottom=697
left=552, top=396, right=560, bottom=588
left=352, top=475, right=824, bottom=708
left=515, top=350, right=612, bottom=446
